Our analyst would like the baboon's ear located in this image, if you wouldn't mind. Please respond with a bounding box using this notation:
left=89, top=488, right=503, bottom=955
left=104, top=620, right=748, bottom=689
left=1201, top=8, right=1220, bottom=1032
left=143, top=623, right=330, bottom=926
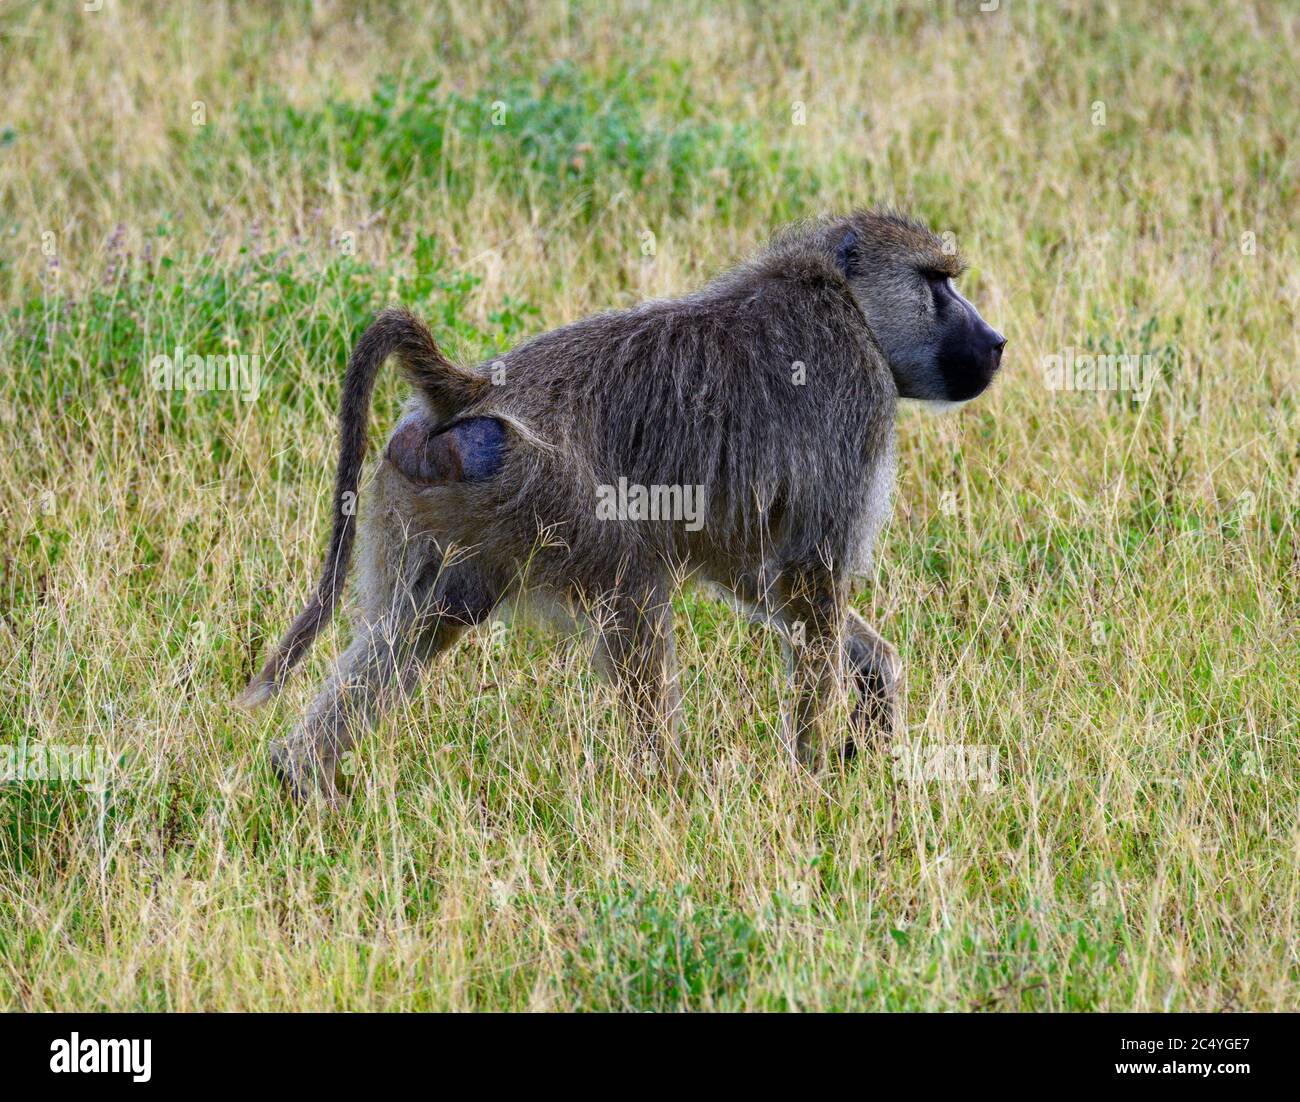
left=386, top=414, right=508, bottom=485
left=835, top=229, right=859, bottom=279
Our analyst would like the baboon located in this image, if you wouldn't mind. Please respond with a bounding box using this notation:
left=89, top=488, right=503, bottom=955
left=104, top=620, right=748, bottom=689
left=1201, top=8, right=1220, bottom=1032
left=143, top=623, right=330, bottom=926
left=239, top=209, right=1005, bottom=802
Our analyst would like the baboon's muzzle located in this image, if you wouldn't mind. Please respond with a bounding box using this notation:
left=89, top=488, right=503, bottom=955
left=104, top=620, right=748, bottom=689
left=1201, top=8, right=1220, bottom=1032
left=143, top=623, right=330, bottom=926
left=939, top=299, right=1006, bottom=402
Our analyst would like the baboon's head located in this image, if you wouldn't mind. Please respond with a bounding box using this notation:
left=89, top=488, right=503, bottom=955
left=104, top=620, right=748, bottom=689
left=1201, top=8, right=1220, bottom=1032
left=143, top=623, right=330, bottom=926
left=832, top=210, right=1006, bottom=403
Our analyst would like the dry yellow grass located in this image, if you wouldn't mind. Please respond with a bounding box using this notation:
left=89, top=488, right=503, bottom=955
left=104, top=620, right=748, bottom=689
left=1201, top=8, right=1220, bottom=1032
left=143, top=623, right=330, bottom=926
left=0, top=0, right=1295, bottom=1010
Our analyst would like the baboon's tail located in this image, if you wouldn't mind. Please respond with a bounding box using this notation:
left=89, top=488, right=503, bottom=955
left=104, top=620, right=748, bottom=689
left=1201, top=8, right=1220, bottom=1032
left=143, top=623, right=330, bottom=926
left=236, top=307, right=487, bottom=709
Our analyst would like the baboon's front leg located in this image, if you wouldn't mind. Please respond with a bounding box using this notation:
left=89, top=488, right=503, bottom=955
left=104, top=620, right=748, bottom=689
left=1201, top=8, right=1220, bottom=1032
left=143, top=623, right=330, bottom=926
left=841, top=608, right=902, bottom=760
left=778, top=567, right=850, bottom=770
left=592, top=586, right=684, bottom=778
left=722, top=572, right=897, bottom=764
left=271, top=560, right=500, bottom=803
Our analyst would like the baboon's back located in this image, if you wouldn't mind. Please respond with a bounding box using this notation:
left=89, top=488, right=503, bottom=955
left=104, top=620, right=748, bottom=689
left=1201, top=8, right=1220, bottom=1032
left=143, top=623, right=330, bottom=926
left=473, top=246, right=897, bottom=571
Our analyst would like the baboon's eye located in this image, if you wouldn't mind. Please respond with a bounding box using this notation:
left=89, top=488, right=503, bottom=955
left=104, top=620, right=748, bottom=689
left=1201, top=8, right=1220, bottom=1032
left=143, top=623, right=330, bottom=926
left=920, top=269, right=949, bottom=309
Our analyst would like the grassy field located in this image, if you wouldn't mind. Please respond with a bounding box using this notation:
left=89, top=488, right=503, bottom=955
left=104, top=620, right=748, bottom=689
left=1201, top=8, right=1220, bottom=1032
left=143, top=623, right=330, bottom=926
left=0, top=0, right=1296, bottom=1011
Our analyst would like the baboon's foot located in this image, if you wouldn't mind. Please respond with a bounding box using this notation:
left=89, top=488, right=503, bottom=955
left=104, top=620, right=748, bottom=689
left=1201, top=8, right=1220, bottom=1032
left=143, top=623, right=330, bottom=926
left=842, top=636, right=902, bottom=764
left=781, top=716, right=826, bottom=773
left=840, top=701, right=899, bottom=765
left=841, top=694, right=898, bottom=763
left=625, top=737, right=683, bottom=784
left=270, top=738, right=342, bottom=808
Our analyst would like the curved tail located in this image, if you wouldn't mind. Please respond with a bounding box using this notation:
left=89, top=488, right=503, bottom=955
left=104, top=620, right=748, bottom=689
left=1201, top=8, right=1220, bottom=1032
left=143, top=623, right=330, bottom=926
left=237, top=306, right=487, bottom=709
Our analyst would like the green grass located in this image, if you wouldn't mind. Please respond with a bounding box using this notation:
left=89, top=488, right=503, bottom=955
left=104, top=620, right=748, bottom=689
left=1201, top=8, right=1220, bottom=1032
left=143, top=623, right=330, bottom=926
left=190, top=63, right=815, bottom=223
left=0, top=0, right=1296, bottom=1011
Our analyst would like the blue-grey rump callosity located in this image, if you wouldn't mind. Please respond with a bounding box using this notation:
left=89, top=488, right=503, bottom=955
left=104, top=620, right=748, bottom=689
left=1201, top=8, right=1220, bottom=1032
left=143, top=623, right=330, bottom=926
left=386, top=415, right=508, bottom=485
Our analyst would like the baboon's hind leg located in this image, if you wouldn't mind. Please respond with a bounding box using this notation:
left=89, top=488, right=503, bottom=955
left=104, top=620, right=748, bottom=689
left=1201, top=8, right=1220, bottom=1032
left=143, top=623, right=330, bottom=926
left=271, top=557, right=505, bottom=802
left=590, top=583, right=684, bottom=778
